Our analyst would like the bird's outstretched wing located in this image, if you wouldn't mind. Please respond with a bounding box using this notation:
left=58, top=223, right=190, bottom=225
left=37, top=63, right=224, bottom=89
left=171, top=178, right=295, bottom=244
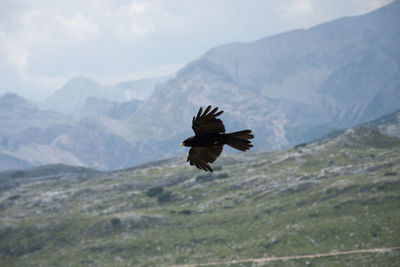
left=192, top=105, right=225, bottom=135
left=187, top=146, right=223, bottom=172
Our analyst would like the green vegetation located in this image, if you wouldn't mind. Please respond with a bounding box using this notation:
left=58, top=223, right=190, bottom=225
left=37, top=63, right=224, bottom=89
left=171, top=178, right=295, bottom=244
left=0, top=128, right=399, bottom=266
left=146, top=186, right=164, bottom=197
left=178, top=209, right=192, bottom=215
left=10, top=170, right=25, bottom=179
left=294, top=142, right=307, bottom=149
left=157, top=191, right=173, bottom=203
left=195, top=172, right=229, bottom=183
left=110, top=217, right=121, bottom=227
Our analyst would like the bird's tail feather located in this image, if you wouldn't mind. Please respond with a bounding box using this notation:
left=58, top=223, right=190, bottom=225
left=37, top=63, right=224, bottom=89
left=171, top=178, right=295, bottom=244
left=226, top=130, right=254, bottom=151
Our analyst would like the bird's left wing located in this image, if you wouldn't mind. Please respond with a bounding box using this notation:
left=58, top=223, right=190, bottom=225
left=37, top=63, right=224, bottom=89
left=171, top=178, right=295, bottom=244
left=192, top=105, right=225, bottom=135
left=187, top=146, right=223, bottom=172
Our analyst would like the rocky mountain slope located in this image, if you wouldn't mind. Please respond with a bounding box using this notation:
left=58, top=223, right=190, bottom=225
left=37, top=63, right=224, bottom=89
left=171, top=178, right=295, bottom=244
left=78, top=97, right=142, bottom=120
left=0, top=93, right=69, bottom=137
left=0, top=111, right=399, bottom=266
left=127, top=0, right=400, bottom=146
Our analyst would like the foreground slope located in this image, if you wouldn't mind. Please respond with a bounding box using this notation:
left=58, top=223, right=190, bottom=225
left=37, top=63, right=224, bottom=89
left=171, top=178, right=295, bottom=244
left=0, top=116, right=399, bottom=266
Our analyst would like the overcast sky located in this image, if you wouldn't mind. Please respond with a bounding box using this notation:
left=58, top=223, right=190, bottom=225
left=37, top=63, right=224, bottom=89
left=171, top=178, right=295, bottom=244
left=0, top=0, right=394, bottom=101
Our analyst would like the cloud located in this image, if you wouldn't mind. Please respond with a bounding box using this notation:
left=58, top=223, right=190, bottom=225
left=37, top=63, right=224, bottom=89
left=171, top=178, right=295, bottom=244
left=112, top=0, right=185, bottom=42
left=0, top=27, right=29, bottom=74
left=90, top=63, right=183, bottom=85
left=353, top=0, right=394, bottom=13
left=0, top=3, right=102, bottom=96
left=275, top=0, right=394, bottom=31
left=277, top=0, right=314, bottom=19
left=274, top=0, right=321, bottom=30
left=53, top=14, right=101, bottom=43
left=114, top=1, right=155, bottom=39
left=16, top=9, right=101, bottom=46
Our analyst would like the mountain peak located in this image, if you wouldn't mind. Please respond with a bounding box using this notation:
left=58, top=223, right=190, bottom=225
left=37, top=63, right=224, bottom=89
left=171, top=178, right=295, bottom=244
left=1, top=92, right=23, bottom=101
left=44, top=76, right=102, bottom=113
left=1, top=92, right=18, bottom=98
left=62, top=76, right=99, bottom=91
left=0, top=92, right=32, bottom=109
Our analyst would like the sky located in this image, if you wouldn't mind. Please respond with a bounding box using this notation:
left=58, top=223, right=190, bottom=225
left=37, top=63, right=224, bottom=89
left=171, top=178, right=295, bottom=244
left=0, top=0, right=394, bottom=101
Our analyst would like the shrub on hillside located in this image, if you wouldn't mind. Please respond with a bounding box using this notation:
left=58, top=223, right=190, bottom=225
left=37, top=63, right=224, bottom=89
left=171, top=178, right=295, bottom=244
left=178, top=210, right=192, bottom=215
left=294, top=143, right=307, bottom=149
left=157, top=191, right=173, bottom=203
left=110, top=217, right=121, bottom=227
left=196, top=173, right=229, bottom=183
left=146, top=186, right=164, bottom=197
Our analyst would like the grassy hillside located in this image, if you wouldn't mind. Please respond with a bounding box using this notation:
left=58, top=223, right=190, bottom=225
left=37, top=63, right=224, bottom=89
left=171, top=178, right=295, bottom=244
left=0, top=126, right=399, bottom=266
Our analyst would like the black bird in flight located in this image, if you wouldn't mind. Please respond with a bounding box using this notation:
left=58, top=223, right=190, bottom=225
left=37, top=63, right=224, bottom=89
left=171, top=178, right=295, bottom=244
left=180, top=105, right=254, bottom=172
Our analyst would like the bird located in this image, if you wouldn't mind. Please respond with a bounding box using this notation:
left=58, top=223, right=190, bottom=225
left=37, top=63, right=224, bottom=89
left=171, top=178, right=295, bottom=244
left=180, top=105, right=254, bottom=172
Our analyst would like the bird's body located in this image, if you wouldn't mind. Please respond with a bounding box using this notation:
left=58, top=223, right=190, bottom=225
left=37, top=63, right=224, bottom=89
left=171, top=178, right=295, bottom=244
left=182, top=133, right=226, bottom=147
left=180, top=105, right=254, bottom=172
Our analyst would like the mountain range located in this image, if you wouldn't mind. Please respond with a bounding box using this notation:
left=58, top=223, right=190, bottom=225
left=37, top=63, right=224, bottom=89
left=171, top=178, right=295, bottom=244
left=0, top=1, right=399, bottom=171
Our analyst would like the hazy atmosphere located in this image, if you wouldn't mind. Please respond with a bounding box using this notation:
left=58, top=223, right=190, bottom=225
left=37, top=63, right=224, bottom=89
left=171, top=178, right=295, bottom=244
left=0, top=0, right=393, bottom=100
left=1, top=0, right=399, bottom=266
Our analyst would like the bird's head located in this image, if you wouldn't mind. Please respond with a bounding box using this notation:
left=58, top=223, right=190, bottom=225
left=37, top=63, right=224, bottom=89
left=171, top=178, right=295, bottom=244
left=180, top=136, right=194, bottom=147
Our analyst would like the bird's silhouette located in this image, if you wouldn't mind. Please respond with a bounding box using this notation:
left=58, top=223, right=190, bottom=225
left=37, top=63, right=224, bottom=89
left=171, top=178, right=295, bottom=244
left=180, top=105, right=254, bottom=172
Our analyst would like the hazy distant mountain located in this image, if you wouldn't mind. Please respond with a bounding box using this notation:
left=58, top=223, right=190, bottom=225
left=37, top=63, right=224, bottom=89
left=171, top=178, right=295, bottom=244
left=78, top=97, right=142, bottom=119
left=44, top=75, right=171, bottom=114
left=44, top=77, right=101, bottom=114
left=127, top=0, right=400, bottom=150
left=0, top=93, right=69, bottom=136
left=0, top=93, right=140, bottom=171
left=114, top=75, right=172, bottom=101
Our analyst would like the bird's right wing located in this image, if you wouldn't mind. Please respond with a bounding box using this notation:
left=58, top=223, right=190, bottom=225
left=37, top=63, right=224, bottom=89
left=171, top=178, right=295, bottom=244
left=187, top=145, right=223, bottom=172
left=192, top=105, right=225, bottom=135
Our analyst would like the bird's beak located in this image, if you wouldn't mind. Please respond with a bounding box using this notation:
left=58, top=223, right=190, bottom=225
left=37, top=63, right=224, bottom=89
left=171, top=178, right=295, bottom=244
left=179, top=143, right=184, bottom=146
